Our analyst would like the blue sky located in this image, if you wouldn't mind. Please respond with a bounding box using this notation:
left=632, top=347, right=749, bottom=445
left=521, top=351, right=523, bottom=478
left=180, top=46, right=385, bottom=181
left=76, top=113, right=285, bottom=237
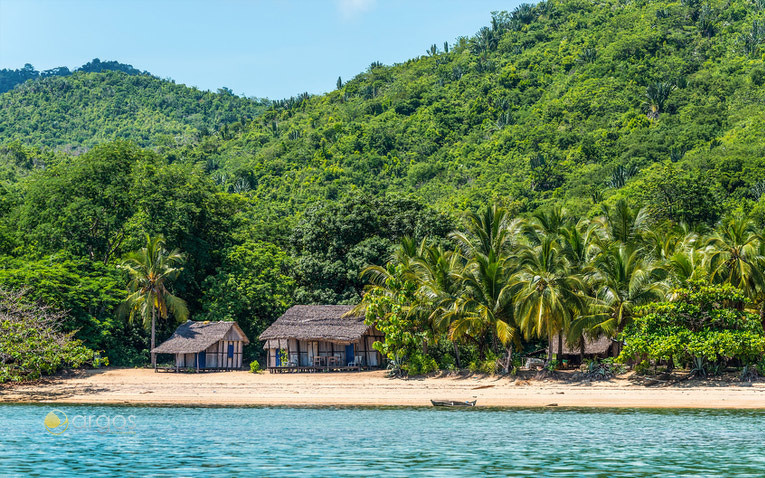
left=0, top=0, right=521, bottom=99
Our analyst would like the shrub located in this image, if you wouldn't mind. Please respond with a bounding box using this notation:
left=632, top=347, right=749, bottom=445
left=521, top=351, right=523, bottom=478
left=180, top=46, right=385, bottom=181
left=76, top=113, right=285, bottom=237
left=469, top=354, right=499, bottom=374
left=619, top=283, right=765, bottom=372
left=439, top=353, right=455, bottom=371
left=249, top=360, right=262, bottom=373
left=405, top=353, right=438, bottom=375
left=583, top=358, right=625, bottom=380
left=0, top=288, right=101, bottom=382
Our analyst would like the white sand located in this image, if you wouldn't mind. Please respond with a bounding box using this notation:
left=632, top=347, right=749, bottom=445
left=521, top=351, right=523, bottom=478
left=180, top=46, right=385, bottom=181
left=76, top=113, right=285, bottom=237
left=3, top=368, right=765, bottom=408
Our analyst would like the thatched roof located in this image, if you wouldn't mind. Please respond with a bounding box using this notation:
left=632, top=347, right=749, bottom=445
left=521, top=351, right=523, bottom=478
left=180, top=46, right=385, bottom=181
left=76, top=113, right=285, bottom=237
left=152, top=321, right=249, bottom=354
left=259, top=305, right=368, bottom=345
left=548, top=335, right=613, bottom=356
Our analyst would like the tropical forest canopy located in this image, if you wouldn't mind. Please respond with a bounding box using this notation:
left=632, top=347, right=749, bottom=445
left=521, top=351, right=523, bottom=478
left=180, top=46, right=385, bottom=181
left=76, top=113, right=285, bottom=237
left=2, top=0, right=765, bottom=378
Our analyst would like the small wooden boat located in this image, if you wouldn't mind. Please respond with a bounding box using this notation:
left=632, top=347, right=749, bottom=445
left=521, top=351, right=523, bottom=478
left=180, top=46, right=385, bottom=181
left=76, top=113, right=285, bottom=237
left=430, top=399, right=477, bottom=407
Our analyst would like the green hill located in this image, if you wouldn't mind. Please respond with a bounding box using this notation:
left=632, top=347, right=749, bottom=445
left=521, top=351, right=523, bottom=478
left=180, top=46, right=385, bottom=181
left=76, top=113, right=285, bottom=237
left=186, top=0, right=765, bottom=219
left=0, top=66, right=266, bottom=150
left=4, top=2, right=765, bottom=220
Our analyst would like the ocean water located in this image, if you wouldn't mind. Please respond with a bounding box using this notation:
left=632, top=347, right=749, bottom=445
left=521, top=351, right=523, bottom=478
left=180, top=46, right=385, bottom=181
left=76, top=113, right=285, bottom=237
left=1, top=405, right=764, bottom=477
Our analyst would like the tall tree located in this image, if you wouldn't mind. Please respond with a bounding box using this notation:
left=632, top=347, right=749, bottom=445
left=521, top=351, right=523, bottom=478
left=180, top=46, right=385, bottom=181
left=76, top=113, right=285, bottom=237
left=512, top=237, right=585, bottom=362
left=586, top=245, right=666, bottom=343
left=119, top=235, right=188, bottom=368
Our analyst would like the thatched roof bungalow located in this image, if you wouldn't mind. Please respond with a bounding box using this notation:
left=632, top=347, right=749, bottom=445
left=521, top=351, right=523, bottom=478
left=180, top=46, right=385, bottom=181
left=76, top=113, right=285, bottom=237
left=260, top=305, right=383, bottom=371
left=548, top=335, right=615, bottom=362
left=152, top=320, right=249, bottom=371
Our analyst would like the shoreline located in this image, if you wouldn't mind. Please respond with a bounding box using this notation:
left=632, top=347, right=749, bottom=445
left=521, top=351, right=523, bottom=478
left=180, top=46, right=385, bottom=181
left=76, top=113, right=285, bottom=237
left=2, top=368, right=765, bottom=409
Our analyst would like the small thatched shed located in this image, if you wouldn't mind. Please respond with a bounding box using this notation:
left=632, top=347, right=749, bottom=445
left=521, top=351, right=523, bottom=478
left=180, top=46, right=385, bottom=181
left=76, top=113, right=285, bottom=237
left=548, top=335, right=615, bottom=362
left=152, top=320, right=249, bottom=371
left=259, top=305, right=383, bottom=370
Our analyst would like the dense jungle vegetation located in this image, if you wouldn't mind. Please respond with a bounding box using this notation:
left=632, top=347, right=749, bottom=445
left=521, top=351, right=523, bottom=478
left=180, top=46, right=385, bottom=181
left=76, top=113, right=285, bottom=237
left=2, top=0, right=765, bottom=380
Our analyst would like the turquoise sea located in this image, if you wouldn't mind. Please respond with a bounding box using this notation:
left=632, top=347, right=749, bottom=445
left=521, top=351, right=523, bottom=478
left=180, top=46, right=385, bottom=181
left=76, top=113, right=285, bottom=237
left=1, top=404, right=764, bottom=477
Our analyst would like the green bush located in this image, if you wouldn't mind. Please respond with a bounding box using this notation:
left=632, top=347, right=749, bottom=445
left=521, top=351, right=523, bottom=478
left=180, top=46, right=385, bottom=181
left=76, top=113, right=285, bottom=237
left=249, top=360, right=262, bottom=374
left=405, top=353, right=438, bottom=375
left=620, top=283, right=765, bottom=371
left=469, top=357, right=498, bottom=375
left=439, top=353, right=456, bottom=371
left=0, top=288, right=100, bottom=383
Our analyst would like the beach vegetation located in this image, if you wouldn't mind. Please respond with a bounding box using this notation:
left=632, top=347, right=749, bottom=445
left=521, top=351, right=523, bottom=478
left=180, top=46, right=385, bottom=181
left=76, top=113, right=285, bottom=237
left=619, top=282, right=765, bottom=374
left=119, top=235, right=189, bottom=368
left=249, top=360, right=262, bottom=373
left=0, top=288, right=104, bottom=383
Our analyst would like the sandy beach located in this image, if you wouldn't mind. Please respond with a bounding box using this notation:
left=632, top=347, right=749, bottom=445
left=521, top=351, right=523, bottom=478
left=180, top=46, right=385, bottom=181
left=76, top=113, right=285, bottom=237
left=2, top=368, right=765, bottom=408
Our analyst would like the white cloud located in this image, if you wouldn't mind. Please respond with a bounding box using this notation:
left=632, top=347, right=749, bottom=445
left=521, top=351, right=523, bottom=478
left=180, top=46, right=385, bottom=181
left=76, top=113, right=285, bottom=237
left=336, top=0, right=376, bottom=20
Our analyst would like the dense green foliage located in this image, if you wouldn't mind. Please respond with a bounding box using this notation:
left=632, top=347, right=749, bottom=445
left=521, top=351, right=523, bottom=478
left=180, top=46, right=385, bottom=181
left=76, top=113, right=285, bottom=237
left=0, top=61, right=265, bottom=149
left=0, top=288, right=105, bottom=382
left=198, top=240, right=295, bottom=362
left=0, top=58, right=146, bottom=94
left=171, top=0, right=765, bottom=216
left=620, top=283, right=765, bottom=375
left=4, top=0, right=765, bottom=378
left=356, top=204, right=765, bottom=375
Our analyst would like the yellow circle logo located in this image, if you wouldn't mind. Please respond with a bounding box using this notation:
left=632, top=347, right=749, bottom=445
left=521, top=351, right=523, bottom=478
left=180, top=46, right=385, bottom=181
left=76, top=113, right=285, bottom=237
left=44, top=410, right=68, bottom=435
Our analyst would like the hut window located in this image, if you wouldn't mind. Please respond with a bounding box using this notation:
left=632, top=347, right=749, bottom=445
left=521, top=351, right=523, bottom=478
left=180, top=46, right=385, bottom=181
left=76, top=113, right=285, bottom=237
left=228, top=344, right=234, bottom=359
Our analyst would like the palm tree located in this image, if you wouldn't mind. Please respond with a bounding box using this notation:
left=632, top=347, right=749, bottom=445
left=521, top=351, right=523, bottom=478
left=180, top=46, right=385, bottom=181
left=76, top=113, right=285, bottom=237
left=450, top=204, right=517, bottom=260
left=119, top=235, right=189, bottom=368
left=586, top=245, right=666, bottom=348
left=705, top=215, right=764, bottom=298
left=445, top=205, right=520, bottom=363
left=705, top=216, right=765, bottom=319
left=412, top=244, right=465, bottom=362
left=666, top=246, right=707, bottom=287
left=644, top=81, right=675, bottom=120
left=442, top=250, right=518, bottom=366
left=525, top=205, right=570, bottom=245
left=594, top=200, right=648, bottom=247
left=512, top=237, right=585, bottom=362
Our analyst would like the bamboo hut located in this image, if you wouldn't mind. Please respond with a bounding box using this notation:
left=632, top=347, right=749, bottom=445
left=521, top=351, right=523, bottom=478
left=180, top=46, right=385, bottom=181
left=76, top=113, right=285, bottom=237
left=259, top=305, right=383, bottom=372
left=152, top=320, right=249, bottom=371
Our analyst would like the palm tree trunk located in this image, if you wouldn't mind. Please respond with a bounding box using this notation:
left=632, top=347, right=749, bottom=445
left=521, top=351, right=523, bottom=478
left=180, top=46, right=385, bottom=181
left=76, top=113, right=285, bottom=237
left=547, top=333, right=553, bottom=362
left=151, top=305, right=157, bottom=370
left=503, top=344, right=513, bottom=374
left=557, top=330, right=563, bottom=361
left=453, top=342, right=461, bottom=369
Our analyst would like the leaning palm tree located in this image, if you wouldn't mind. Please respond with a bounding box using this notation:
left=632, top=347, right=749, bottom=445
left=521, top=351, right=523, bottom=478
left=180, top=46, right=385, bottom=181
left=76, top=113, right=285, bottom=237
left=119, top=235, right=189, bottom=368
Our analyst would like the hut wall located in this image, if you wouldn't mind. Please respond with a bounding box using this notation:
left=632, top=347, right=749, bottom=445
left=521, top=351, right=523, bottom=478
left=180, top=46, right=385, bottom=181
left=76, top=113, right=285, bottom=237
left=204, top=339, right=244, bottom=369
left=263, top=333, right=384, bottom=369
left=176, top=353, right=197, bottom=368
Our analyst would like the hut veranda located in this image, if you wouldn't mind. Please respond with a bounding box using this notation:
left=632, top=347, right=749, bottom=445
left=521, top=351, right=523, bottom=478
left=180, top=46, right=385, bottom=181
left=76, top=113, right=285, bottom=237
left=260, top=305, right=383, bottom=371
left=152, top=320, right=249, bottom=371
